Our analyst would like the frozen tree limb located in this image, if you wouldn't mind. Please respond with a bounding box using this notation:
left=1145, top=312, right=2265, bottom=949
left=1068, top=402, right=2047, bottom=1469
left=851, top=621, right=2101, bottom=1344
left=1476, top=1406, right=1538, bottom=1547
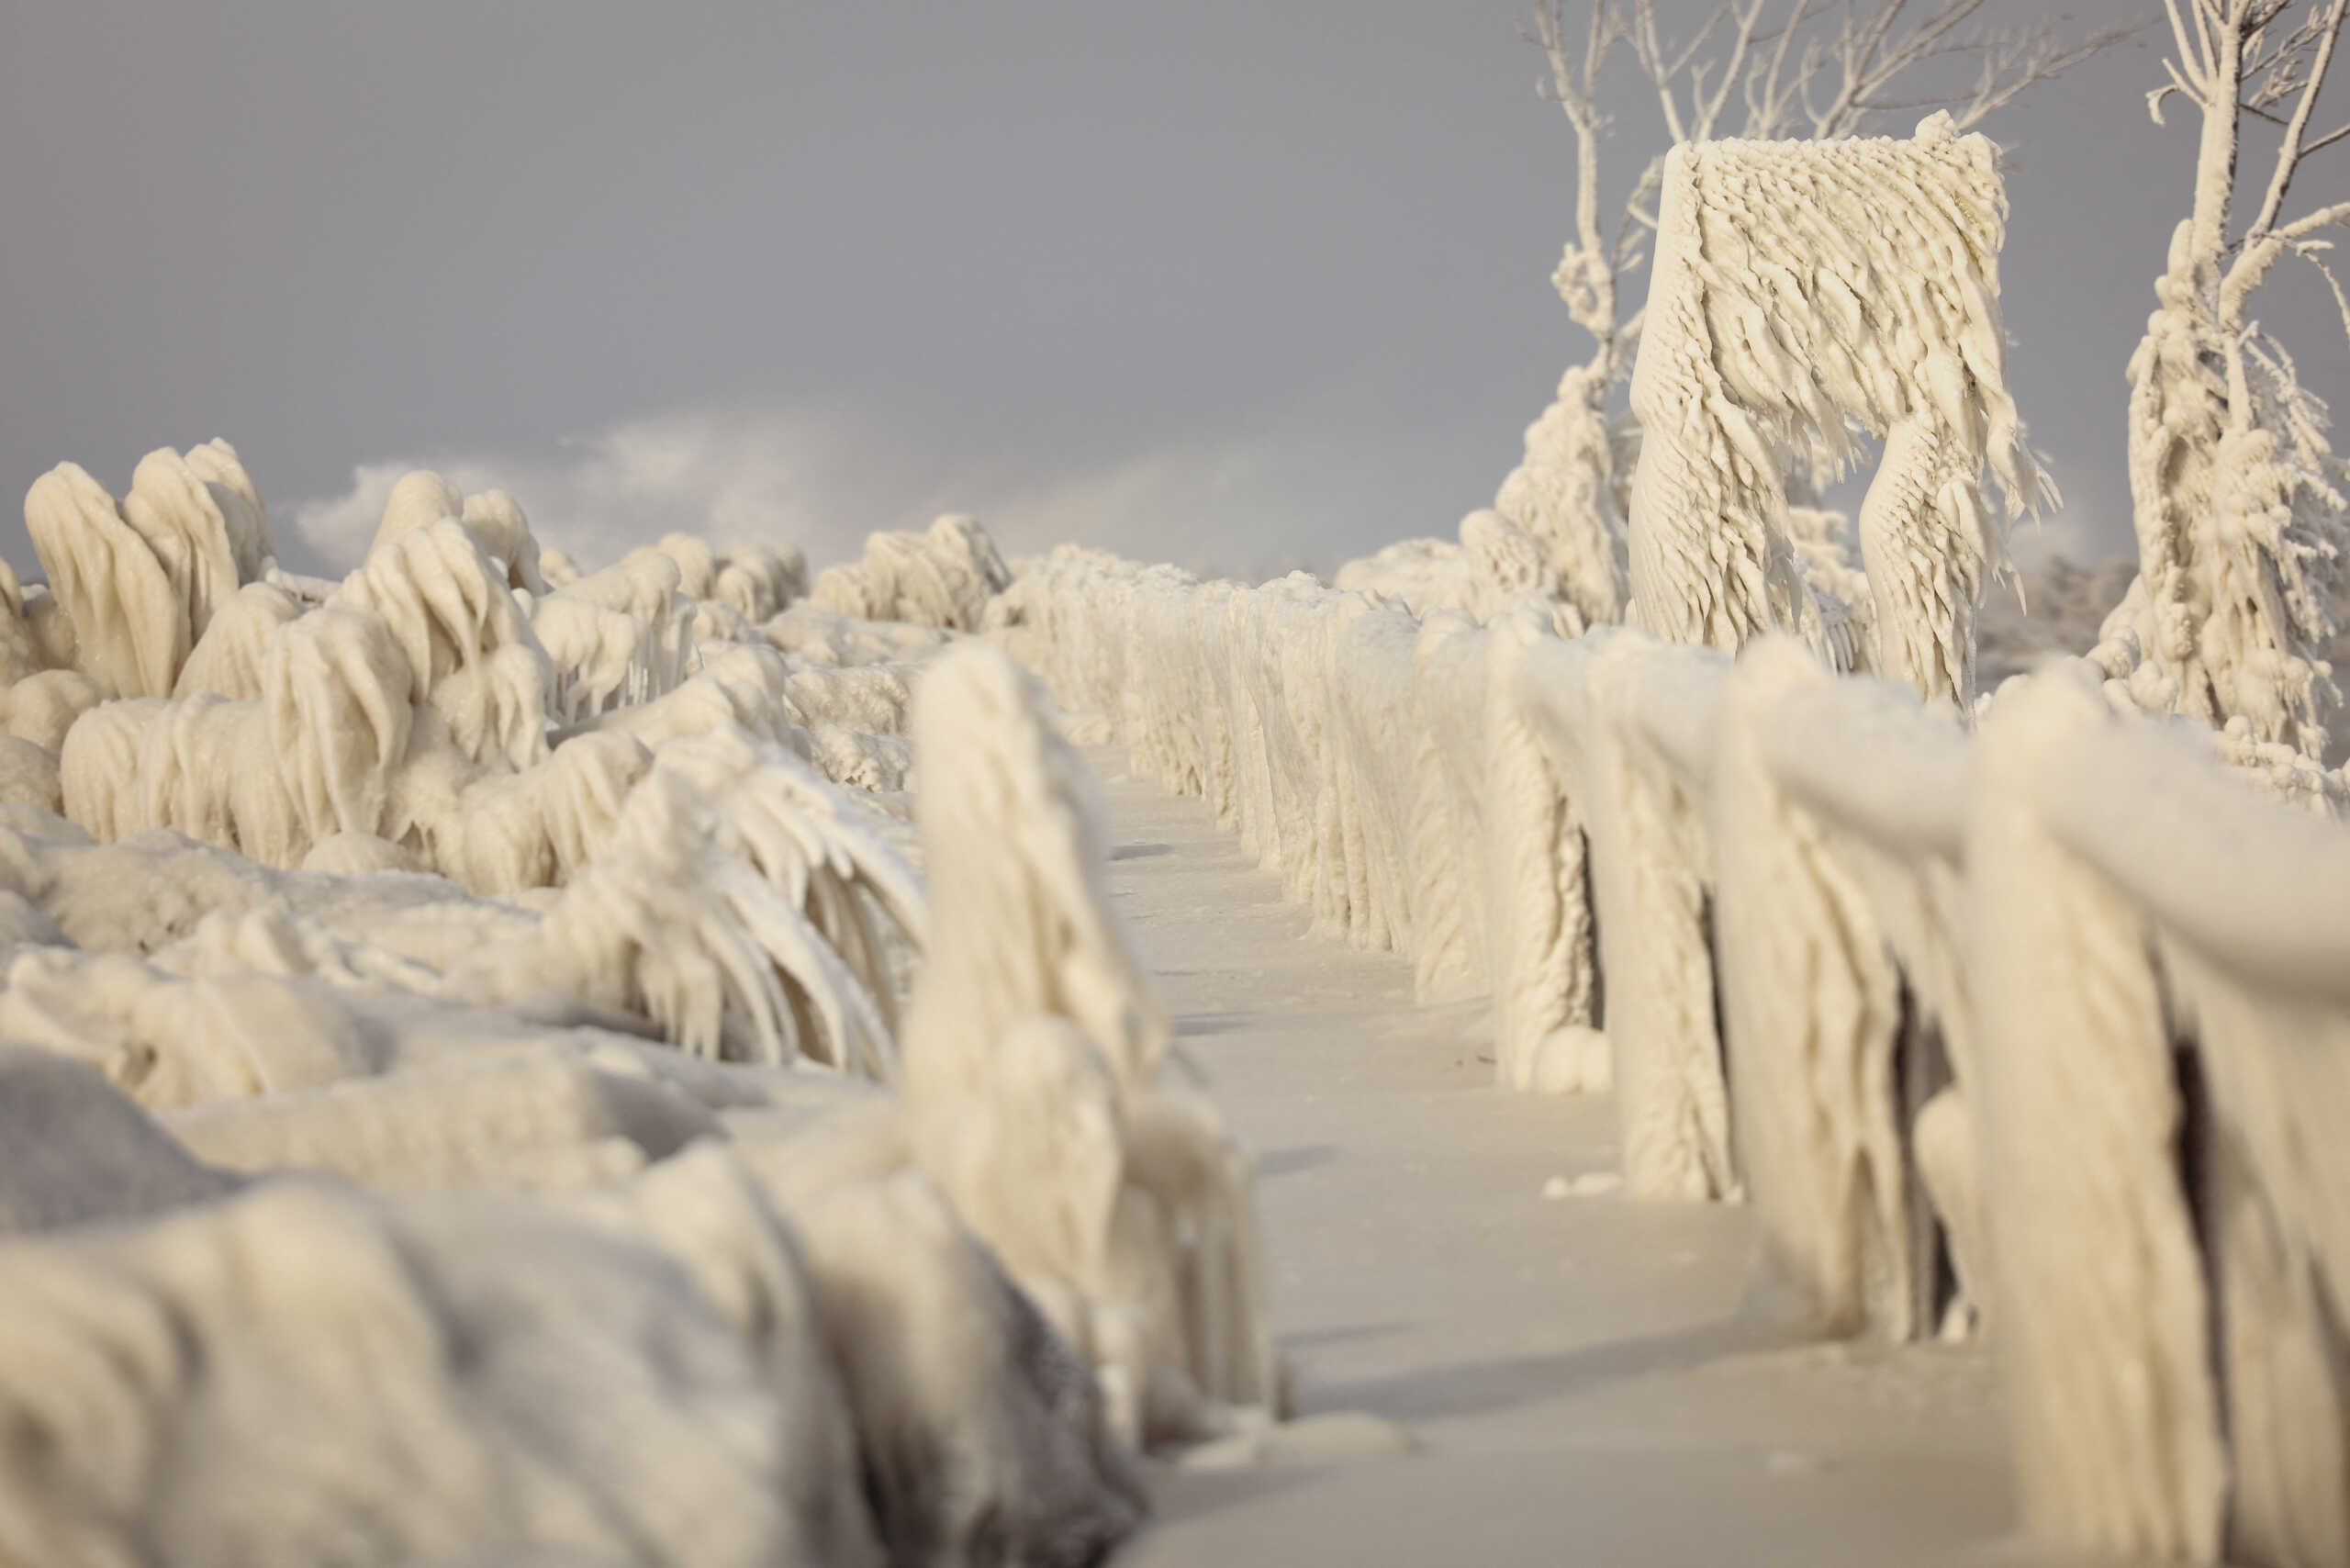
left=2103, top=0, right=2350, bottom=759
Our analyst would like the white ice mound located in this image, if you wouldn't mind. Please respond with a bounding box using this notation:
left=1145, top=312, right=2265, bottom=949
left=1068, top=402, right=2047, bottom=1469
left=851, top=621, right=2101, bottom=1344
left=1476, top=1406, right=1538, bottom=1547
left=0, top=435, right=1209, bottom=1565
left=901, top=641, right=1279, bottom=1448
left=0, top=1046, right=241, bottom=1232
left=811, top=513, right=1013, bottom=631
left=23, top=443, right=281, bottom=702
left=0, top=1168, right=883, bottom=1568
left=24, top=461, right=930, bottom=1071
left=1335, top=509, right=1587, bottom=633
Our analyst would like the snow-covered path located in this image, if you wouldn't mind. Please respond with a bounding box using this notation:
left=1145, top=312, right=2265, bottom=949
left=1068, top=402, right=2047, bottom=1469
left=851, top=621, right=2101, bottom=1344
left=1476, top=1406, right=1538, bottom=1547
left=1089, top=750, right=2060, bottom=1568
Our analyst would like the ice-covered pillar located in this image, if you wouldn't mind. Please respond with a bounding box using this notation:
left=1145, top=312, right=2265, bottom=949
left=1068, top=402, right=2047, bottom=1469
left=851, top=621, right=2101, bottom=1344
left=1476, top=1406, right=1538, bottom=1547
left=1624, top=118, right=2042, bottom=709
left=1711, top=638, right=1947, bottom=1337
left=900, top=641, right=1277, bottom=1448
left=1483, top=608, right=1606, bottom=1094
left=1580, top=635, right=1735, bottom=1199
left=1975, top=663, right=2350, bottom=1565
left=1967, top=671, right=2224, bottom=1561
left=1407, top=613, right=1493, bottom=1002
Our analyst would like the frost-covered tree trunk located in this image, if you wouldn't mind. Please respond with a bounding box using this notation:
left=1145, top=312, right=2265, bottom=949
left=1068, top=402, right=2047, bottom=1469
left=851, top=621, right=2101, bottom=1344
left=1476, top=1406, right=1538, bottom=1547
left=1624, top=120, right=2043, bottom=707
left=2104, top=0, right=2350, bottom=759
left=1494, top=3, right=1637, bottom=625
left=1495, top=364, right=1627, bottom=625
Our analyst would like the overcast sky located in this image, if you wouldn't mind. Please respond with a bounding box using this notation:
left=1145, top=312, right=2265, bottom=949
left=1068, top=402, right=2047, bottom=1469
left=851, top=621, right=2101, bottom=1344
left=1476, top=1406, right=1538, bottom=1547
left=2, top=0, right=2344, bottom=582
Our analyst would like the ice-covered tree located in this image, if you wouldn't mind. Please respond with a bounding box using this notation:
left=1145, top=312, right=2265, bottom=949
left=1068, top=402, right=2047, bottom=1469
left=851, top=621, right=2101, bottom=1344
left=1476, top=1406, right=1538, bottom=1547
left=2096, top=0, right=2350, bottom=759
left=1498, top=0, right=2121, bottom=633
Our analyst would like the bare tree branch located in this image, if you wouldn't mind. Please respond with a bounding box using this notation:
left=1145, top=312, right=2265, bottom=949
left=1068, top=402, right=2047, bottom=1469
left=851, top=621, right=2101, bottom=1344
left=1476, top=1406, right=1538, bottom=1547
left=2266, top=194, right=2350, bottom=242
left=1631, top=0, right=1771, bottom=144
left=2152, top=52, right=2209, bottom=122
left=1516, top=0, right=2126, bottom=375
left=2304, top=116, right=2350, bottom=150
left=2165, top=0, right=2208, bottom=87
left=2300, top=239, right=2350, bottom=341
left=1526, top=0, right=1637, bottom=361
left=2247, top=0, right=2348, bottom=239
left=1949, top=19, right=2144, bottom=131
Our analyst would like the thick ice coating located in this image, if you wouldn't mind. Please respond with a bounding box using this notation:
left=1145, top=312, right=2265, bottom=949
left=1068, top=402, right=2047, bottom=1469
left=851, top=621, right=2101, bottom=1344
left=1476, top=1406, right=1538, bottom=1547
left=900, top=641, right=1278, bottom=1447
left=0, top=450, right=1194, bottom=1566
left=1010, top=524, right=2350, bottom=1568
left=1626, top=118, right=2043, bottom=709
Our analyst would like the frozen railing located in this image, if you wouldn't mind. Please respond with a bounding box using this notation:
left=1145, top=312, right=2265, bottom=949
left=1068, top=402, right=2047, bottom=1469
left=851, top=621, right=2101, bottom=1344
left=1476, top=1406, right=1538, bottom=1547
left=1527, top=632, right=1732, bottom=1201
left=1971, top=671, right=2350, bottom=1565
left=999, top=545, right=2350, bottom=1568
left=1707, top=642, right=1980, bottom=1346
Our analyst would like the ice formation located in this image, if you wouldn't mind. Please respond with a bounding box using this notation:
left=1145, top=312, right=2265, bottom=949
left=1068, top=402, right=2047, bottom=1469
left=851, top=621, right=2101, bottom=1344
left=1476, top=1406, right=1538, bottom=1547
left=1011, top=526, right=2350, bottom=1564
left=811, top=512, right=1013, bottom=631
left=0, top=448, right=1222, bottom=1565
left=900, top=642, right=1277, bottom=1449
left=6, top=64, right=2344, bottom=1552
left=2090, top=0, right=2350, bottom=767
left=1006, top=552, right=1628, bottom=1109
left=1625, top=118, right=2043, bottom=708
left=1494, top=362, right=1627, bottom=626
left=1335, top=510, right=1589, bottom=633
left=1549, top=632, right=1733, bottom=1198
left=1966, top=666, right=2350, bottom=1564
left=0, top=1143, right=1150, bottom=1568
left=15, top=461, right=946, bottom=1075
left=1708, top=637, right=1975, bottom=1338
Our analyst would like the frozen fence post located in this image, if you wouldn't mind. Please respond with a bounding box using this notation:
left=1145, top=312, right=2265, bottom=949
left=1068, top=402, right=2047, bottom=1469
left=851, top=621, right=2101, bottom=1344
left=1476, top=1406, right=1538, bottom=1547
left=1712, top=637, right=1976, bottom=1338
left=1329, top=599, right=1424, bottom=957
left=1580, top=634, right=1735, bottom=1198
left=1410, top=614, right=1494, bottom=999
left=901, top=640, right=1277, bottom=1448
left=1484, top=610, right=1605, bottom=1094
left=1969, top=671, right=2222, bottom=1559
left=1974, top=665, right=2350, bottom=1564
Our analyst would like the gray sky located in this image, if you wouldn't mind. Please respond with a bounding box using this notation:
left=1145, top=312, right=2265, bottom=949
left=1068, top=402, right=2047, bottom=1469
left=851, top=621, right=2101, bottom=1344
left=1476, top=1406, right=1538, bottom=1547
left=2, top=0, right=2344, bottom=582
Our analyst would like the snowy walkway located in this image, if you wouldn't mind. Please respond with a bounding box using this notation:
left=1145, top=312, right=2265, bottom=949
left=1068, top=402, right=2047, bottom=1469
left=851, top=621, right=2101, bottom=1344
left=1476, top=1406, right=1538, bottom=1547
left=1090, top=751, right=2061, bottom=1568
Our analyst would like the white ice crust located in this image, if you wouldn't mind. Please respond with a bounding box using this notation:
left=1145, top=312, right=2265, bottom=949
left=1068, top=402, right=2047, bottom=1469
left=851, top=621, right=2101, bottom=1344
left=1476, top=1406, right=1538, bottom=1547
left=1009, top=534, right=2350, bottom=1566
left=0, top=455, right=1297, bottom=1566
